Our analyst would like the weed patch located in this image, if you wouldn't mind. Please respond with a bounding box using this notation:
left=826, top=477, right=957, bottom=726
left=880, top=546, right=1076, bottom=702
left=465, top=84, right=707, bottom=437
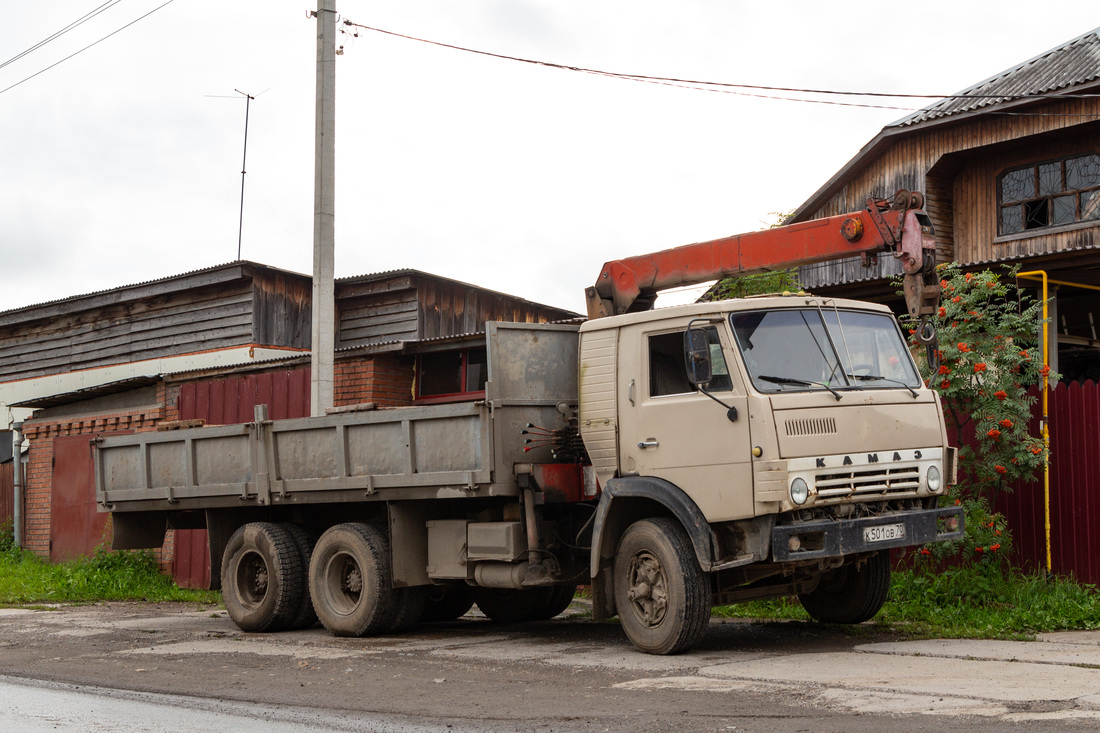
left=0, top=541, right=219, bottom=606
left=713, top=566, right=1100, bottom=638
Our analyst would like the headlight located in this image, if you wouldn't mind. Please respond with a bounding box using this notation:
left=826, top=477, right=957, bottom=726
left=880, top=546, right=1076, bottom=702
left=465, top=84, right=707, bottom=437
left=927, top=465, right=942, bottom=493
left=790, top=477, right=809, bottom=505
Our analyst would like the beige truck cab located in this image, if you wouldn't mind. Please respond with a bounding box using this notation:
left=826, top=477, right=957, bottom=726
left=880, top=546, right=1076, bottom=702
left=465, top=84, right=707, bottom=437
left=580, top=295, right=961, bottom=654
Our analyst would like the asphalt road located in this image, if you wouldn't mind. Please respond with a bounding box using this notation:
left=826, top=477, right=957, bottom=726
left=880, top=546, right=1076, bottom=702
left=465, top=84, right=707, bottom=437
left=2, top=601, right=1099, bottom=732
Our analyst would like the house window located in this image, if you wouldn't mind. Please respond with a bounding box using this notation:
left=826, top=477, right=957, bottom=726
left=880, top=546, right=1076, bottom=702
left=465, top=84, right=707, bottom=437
left=999, top=153, right=1100, bottom=235
left=415, top=347, right=487, bottom=402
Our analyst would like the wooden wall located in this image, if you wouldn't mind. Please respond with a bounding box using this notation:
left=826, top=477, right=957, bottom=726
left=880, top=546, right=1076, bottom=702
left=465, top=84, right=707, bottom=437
left=336, top=273, right=574, bottom=349
left=252, top=270, right=312, bottom=349
left=0, top=281, right=255, bottom=382
left=798, top=97, right=1100, bottom=291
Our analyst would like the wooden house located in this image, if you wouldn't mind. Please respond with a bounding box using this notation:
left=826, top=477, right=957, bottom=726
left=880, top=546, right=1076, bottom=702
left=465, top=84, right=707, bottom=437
left=791, top=27, right=1100, bottom=383
left=788, top=27, right=1100, bottom=582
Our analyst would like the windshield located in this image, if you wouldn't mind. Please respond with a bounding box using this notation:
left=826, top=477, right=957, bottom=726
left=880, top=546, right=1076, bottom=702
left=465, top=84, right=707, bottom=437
left=730, top=308, right=921, bottom=394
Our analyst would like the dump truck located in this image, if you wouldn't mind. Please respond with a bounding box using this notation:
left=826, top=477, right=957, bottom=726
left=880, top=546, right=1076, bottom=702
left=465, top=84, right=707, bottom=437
left=95, top=190, right=962, bottom=654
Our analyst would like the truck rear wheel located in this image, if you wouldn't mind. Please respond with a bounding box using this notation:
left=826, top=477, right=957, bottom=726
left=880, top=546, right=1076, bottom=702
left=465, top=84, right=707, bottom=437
left=421, top=584, right=474, bottom=622
left=221, top=522, right=303, bottom=633
left=385, top=587, right=427, bottom=633
left=472, top=587, right=543, bottom=622
left=798, top=550, right=891, bottom=624
left=528, top=584, right=577, bottom=621
left=614, top=518, right=710, bottom=655
left=280, top=523, right=319, bottom=630
left=309, top=523, right=399, bottom=637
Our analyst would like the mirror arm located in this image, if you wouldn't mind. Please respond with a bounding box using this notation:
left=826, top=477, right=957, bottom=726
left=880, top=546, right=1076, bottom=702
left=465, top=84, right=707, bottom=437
left=700, top=384, right=738, bottom=422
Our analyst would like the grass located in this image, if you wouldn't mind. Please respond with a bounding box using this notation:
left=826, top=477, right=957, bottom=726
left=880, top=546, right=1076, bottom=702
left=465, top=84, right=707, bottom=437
left=0, top=519, right=220, bottom=606
left=713, top=564, right=1100, bottom=639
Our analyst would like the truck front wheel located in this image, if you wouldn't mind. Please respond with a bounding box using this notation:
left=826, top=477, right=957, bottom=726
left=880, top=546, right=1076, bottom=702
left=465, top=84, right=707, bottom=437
left=309, top=523, right=399, bottom=637
left=614, top=518, right=710, bottom=655
left=798, top=550, right=891, bottom=624
left=221, top=522, right=304, bottom=633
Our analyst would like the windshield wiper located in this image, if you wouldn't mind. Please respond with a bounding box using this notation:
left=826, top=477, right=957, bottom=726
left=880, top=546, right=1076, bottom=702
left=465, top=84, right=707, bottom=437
left=758, top=375, right=842, bottom=401
left=846, top=373, right=919, bottom=399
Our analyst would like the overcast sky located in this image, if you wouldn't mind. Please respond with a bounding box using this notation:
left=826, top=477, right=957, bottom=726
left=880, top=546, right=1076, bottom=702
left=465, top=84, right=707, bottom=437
left=1, top=1, right=1096, bottom=315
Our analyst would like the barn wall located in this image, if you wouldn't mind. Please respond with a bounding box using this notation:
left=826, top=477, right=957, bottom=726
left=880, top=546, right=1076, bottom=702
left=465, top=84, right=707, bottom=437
left=0, top=282, right=255, bottom=382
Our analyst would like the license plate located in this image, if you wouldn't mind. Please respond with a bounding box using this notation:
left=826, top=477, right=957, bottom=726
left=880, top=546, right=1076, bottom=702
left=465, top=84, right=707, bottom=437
left=864, top=523, right=905, bottom=543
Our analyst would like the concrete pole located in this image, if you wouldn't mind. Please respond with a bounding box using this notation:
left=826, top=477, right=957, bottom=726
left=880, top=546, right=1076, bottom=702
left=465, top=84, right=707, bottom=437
left=311, top=0, right=337, bottom=416
left=11, top=422, right=22, bottom=548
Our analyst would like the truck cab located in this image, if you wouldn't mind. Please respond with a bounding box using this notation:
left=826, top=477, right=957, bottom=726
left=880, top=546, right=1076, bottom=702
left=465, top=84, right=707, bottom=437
left=580, top=295, right=960, bottom=653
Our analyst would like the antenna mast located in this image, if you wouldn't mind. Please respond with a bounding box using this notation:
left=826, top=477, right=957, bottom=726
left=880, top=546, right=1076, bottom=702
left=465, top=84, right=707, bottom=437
left=235, top=89, right=254, bottom=260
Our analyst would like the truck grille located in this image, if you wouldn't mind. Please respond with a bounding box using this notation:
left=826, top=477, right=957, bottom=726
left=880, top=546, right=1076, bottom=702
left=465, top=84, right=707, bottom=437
left=784, top=417, right=837, bottom=437
left=814, top=464, right=921, bottom=499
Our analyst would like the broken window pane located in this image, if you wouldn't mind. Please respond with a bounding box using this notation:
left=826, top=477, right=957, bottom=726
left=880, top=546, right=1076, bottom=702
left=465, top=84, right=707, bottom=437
left=1024, top=199, right=1048, bottom=229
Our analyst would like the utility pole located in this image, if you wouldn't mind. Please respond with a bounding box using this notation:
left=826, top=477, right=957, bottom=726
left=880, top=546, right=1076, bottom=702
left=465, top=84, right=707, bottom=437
left=311, top=0, right=336, bottom=416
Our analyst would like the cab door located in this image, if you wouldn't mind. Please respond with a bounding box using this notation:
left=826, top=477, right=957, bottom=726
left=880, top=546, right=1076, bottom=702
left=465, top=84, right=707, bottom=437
left=617, top=321, right=754, bottom=522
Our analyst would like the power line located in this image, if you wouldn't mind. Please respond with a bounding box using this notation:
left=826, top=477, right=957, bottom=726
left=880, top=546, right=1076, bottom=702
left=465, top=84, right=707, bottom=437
left=0, top=0, right=175, bottom=97
left=342, top=19, right=1100, bottom=112
left=0, top=1, right=124, bottom=72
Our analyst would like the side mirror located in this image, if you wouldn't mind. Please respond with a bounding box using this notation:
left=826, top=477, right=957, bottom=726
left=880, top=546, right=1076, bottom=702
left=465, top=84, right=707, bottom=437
left=684, top=328, right=712, bottom=385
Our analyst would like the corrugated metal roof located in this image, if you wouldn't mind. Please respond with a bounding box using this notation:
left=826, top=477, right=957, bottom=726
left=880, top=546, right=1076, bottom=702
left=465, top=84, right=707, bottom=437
left=894, top=27, right=1100, bottom=128
left=0, top=260, right=311, bottom=319
left=10, top=376, right=162, bottom=409
left=2, top=263, right=576, bottom=321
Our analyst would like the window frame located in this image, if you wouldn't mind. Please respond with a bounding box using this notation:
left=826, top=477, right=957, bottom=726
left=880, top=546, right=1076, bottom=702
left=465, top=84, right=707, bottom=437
left=414, top=346, right=487, bottom=404
left=997, top=152, right=1100, bottom=238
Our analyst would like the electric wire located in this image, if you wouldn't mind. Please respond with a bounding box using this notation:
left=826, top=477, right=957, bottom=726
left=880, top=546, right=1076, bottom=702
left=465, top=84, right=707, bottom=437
left=0, top=0, right=175, bottom=97
left=0, top=0, right=124, bottom=72
left=343, top=19, right=1100, bottom=113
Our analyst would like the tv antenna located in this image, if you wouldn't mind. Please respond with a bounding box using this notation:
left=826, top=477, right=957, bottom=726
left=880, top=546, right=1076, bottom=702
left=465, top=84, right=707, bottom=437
left=233, top=89, right=254, bottom=260
left=206, top=88, right=269, bottom=259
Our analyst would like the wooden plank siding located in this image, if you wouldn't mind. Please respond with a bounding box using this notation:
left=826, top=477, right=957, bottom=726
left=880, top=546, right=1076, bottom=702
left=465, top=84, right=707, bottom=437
left=0, top=284, right=255, bottom=381
left=797, top=97, right=1100, bottom=291
left=337, top=288, right=420, bottom=347
left=251, top=270, right=312, bottom=349
left=335, top=274, right=576, bottom=350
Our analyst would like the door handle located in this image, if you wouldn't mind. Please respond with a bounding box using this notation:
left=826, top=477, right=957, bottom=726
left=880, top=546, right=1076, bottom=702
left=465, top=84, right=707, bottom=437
left=637, top=439, right=659, bottom=449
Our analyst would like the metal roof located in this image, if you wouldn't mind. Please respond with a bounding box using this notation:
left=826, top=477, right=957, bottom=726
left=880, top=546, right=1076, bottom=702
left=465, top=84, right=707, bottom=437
left=10, top=376, right=162, bottom=409
left=790, top=27, right=1100, bottom=224
left=892, top=27, right=1100, bottom=128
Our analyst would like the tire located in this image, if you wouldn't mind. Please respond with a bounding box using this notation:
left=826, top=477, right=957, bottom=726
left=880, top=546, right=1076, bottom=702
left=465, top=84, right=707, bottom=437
left=472, top=587, right=545, bottom=623
left=798, top=550, right=891, bottom=625
left=421, top=584, right=475, bottom=622
left=221, top=522, right=303, bottom=633
left=280, top=523, right=319, bottom=630
left=309, top=523, right=399, bottom=637
left=385, top=586, right=427, bottom=633
left=528, top=584, right=577, bottom=621
left=613, top=517, right=711, bottom=655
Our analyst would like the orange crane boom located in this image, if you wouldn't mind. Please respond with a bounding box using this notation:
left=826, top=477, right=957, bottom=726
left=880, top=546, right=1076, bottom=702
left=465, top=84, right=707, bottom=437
left=585, top=190, right=940, bottom=337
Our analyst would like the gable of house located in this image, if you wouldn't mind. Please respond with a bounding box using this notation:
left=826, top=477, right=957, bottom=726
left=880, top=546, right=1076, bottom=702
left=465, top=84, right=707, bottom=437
left=789, top=28, right=1100, bottom=302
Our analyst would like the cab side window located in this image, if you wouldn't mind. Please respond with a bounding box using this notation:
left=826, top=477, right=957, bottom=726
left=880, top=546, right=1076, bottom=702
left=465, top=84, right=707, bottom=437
left=648, top=329, right=732, bottom=397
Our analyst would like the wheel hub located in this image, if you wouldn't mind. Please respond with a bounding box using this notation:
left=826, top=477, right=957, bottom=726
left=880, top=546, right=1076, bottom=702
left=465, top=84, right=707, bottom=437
left=626, top=552, right=668, bottom=627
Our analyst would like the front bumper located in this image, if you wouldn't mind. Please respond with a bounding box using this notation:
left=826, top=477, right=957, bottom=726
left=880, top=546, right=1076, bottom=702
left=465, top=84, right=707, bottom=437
left=770, top=505, right=964, bottom=562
